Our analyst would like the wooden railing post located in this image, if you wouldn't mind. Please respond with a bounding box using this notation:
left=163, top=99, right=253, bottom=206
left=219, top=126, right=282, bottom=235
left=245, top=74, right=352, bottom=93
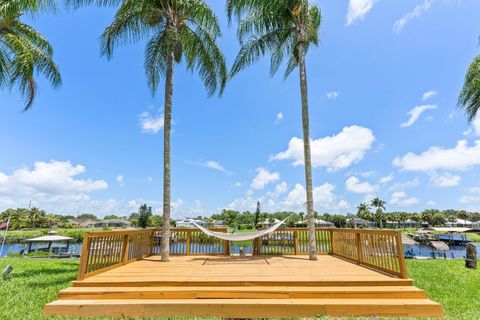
left=330, top=229, right=336, bottom=255
left=294, top=231, right=299, bottom=255
left=121, top=234, right=130, bottom=264
left=355, top=232, right=362, bottom=264
left=224, top=240, right=230, bottom=256
left=186, top=232, right=191, bottom=256
left=77, top=233, right=91, bottom=280
left=395, top=232, right=408, bottom=279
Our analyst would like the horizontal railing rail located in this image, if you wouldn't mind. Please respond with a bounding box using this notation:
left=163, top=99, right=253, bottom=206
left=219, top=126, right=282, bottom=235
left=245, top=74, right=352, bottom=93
left=331, top=229, right=407, bottom=279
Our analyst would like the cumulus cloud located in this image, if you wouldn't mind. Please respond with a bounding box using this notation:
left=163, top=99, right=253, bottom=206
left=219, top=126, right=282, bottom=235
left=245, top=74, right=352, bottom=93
left=393, top=140, right=480, bottom=172
left=251, top=168, right=280, bottom=190
left=379, top=174, right=394, bottom=184
left=400, top=105, right=437, bottom=128
left=459, top=195, right=480, bottom=204
left=228, top=182, right=348, bottom=212
left=422, top=90, right=438, bottom=101
left=0, top=161, right=108, bottom=213
left=272, top=125, right=375, bottom=171
left=430, top=173, right=461, bottom=188
left=116, top=175, right=124, bottom=187
left=346, top=0, right=378, bottom=26
left=390, top=192, right=419, bottom=207
left=139, top=111, right=164, bottom=134
left=393, top=0, right=435, bottom=33
left=275, top=112, right=284, bottom=124
left=345, top=176, right=376, bottom=194
left=326, top=91, right=340, bottom=100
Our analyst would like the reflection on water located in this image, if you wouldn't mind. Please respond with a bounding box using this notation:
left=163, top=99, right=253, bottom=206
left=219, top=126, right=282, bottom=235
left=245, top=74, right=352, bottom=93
left=1, top=242, right=479, bottom=259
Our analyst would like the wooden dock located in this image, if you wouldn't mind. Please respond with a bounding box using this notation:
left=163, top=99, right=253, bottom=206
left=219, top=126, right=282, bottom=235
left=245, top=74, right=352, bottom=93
left=44, top=255, right=442, bottom=318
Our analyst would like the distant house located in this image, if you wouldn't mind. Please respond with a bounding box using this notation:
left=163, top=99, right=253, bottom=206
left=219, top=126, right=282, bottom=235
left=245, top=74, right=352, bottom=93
left=347, top=217, right=375, bottom=228
left=258, top=218, right=285, bottom=228
left=385, top=219, right=421, bottom=229
left=68, top=218, right=96, bottom=228
left=446, top=219, right=473, bottom=227
left=315, top=219, right=335, bottom=228
left=94, top=219, right=132, bottom=228
left=213, top=220, right=225, bottom=227
left=176, top=219, right=207, bottom=228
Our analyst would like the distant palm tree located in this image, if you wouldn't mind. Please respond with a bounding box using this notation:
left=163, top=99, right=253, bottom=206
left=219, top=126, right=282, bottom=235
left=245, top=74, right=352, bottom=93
left=0, top=0, right=61, bottom=110
left=68, top=0, right=227, bottom=262
left=227, top=0, right=321, bottom=261
left=458, top=41, right=480, bottom=121
left=356, top=202, right=372, bottom=223
left=371, top=197, right=386, bottom=229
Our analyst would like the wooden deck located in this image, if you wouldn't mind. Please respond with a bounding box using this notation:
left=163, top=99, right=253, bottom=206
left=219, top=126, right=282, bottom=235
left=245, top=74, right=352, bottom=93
left=45, top=255, right=442, bottom=318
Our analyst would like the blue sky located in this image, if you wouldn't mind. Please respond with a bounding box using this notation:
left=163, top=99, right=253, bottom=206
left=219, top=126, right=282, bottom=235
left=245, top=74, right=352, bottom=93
left=1, top=0, right=480, bottom=218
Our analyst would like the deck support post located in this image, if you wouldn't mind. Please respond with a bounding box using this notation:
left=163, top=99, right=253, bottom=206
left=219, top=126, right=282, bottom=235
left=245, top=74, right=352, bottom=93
left=122, top=234, right=130, bottom=264
left=186, top=232, right=191, bottom=256
left=77, top=234, right=91, bottom=280
left=294, top=231, right=299, bottom=255
left=355, top=232, right=362, bottom=264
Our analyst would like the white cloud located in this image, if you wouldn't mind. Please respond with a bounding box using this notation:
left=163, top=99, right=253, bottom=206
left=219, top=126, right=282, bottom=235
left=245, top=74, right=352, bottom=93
left=390, top=192, right=419, bottom=207
left=394, top=140, right=480, bottom=172
left=139, top=111, right=164, bottom=134
left=233, top=182, right=243, bottom=187
left=400, top=104, right=437, bottom=128
left=272, top=125, right=375, bottom=171
left=274, top=181, right=288, bottom=195
left=430, top=173, right=461, bottom=188
left=393, top=0, right=435, bottom=33
left=379, top=174, right=394, bottom=184
left=426, top=200, right=437, bottom=206
left=346, top=0, right=377, bottom=26
left=186, top=160, right=232, bottom=175
left=345, top=176, right=376, bottom=194
left=467, top=116, right=480, bottom=136
left=116, top=175, right=124, bottom=187
left=0, top=161, right=108, bottom=213
left=326, top=91, right=340, bottom=100
left=251, top=168, right=280, bottom=190
left=422, top=89, right=438, bottom=101
left=389, top=178, right=420, bottom=191
left=275, top=112, right=284, bottom=124
left=460, top=195, right=480, bottom=204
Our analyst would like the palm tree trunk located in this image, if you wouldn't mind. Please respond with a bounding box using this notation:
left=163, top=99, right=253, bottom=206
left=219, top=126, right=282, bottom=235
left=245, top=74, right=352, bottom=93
left=161, top=51, right=174, bottom=262
left=298, top=39, right=317, bottom=261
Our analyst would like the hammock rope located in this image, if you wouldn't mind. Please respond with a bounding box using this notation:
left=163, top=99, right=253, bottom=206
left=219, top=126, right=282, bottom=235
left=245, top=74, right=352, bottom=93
left=191, top=215, right=292, bottom=241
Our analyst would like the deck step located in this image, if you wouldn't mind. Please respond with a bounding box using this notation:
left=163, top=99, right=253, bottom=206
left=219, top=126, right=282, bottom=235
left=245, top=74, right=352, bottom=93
left=72, top=279, right=413, bottom=287
left=59, top=286, right=427, bottom=300
left=44, top=298, right=443, bottom=318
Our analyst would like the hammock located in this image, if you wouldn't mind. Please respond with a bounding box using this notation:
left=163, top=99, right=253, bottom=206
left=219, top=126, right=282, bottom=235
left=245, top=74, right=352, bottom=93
left=191, top=217, right=290, bottom=241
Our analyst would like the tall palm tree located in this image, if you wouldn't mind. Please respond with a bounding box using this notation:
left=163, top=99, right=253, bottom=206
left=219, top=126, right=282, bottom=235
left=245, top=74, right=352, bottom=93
left=370, top=197, right=386, bottom=229
left=458, top=43, right=480, bottom=121
left=68, top=0, right=227, bottom=262
left=227, top=0, right=321, bottom=261
left=0, top=0, right=61, bottom=110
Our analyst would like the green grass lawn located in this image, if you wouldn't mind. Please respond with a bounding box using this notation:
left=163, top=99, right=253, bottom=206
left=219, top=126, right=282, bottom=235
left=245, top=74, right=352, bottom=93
left=0, top=257, right=478, bottom=320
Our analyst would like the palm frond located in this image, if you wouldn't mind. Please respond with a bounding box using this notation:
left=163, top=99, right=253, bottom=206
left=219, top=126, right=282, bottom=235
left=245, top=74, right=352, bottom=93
left=458, top=55, right=480, bottom=122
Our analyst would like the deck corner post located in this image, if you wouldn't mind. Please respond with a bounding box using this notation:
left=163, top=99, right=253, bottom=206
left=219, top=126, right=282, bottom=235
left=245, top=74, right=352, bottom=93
left=122, top=234, right=130, bottom=264
left=395, top=231, right=408, bottom=279
left=330, top=229, right=336, bottom=255
left=77, top=234, right=91, bottom=281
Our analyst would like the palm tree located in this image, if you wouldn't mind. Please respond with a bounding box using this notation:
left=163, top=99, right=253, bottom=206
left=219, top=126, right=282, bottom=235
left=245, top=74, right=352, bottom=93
left=0, top=0, right=61, bottom=110
left=69, top=0, right=227, bottom=262
left=370, top=197, right=386, bottom=229
left=356, top=202, right=372, bottom=222
left=458, top=43, right=480, bottom=121
left=227, top=0, right=321, bottom=261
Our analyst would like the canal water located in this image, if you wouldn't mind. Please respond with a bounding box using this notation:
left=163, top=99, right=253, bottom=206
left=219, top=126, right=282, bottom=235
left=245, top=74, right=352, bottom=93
left=2, top=242, right=479, bottom=258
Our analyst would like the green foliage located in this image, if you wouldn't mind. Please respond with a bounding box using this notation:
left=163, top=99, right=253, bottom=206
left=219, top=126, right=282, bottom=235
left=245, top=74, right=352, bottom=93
left=137, top=204, right=152, bottom=229
left=77, top=213, right=98, bottom=220
left=103, top=214, right=120, bottom=220
left=0, top=0, right=61, bottom=110
left=459, top=54, right=480, bottom=121
left=227, top=0, right=321, bottom=79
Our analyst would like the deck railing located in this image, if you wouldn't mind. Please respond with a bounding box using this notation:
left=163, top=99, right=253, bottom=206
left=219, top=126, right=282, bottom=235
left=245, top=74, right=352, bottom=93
left=331, top=229, right=407, bottom=279
left=77, top=227, right=407, bottom=280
